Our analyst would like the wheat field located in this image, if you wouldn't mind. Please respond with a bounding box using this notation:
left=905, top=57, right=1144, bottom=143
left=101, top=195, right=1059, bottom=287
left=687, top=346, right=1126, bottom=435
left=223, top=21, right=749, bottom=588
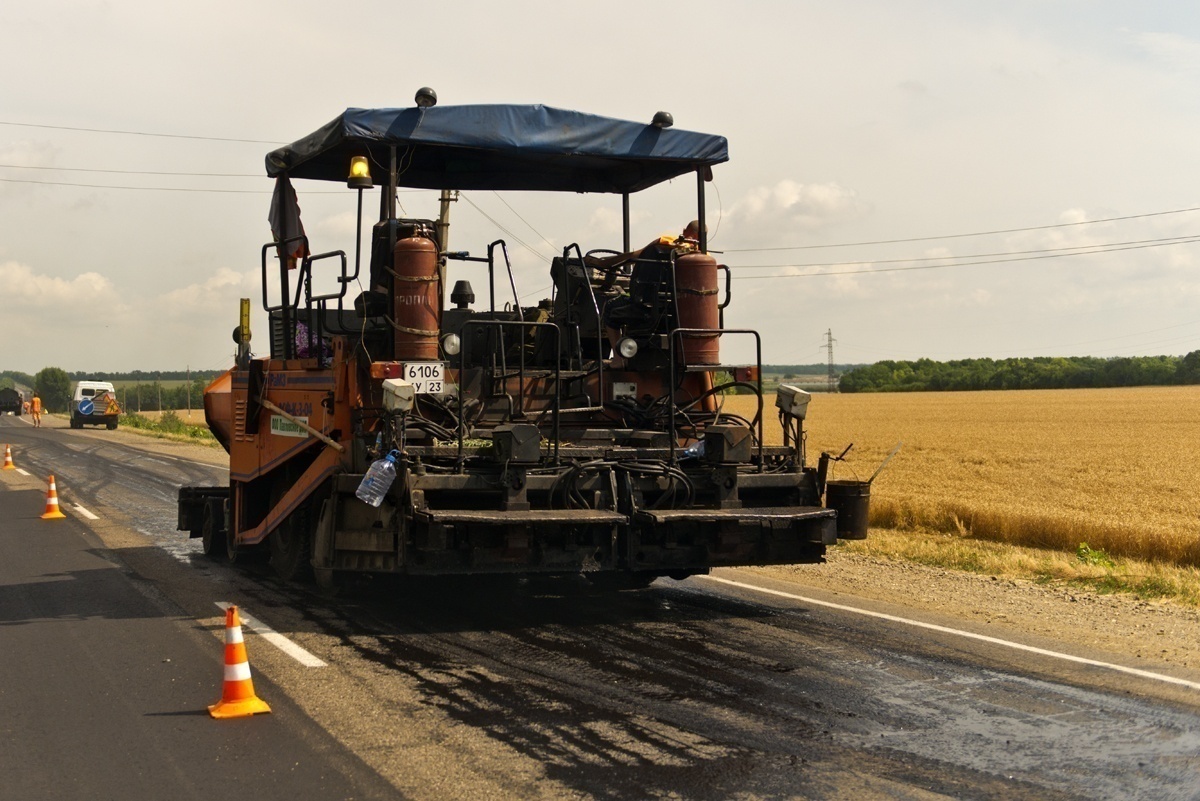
left=134, top=409, right=207, bottom=424
left=724, top=386, right=1200, bottom=566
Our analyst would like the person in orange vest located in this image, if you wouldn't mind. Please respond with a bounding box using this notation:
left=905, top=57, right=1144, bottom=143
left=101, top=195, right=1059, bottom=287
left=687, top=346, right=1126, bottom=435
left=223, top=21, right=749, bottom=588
left=584, top=219, right=703, bottom=271
left=30, top=392, right=42, bottom=428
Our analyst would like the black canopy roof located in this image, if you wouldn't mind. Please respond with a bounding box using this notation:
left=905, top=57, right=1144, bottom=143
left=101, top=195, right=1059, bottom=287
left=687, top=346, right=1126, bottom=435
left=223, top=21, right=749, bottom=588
left=266, top=104, right=728, bottom=194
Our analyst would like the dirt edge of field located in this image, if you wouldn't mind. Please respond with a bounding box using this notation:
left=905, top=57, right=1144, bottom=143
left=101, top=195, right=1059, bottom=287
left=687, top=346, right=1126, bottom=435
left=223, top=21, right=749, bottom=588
left=758, top=550, right=1200, bottom=676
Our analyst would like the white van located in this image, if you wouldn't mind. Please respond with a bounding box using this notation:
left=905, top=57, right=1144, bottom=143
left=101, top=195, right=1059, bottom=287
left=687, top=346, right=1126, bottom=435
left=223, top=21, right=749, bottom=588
left=71, top=380, right=121, bottom=430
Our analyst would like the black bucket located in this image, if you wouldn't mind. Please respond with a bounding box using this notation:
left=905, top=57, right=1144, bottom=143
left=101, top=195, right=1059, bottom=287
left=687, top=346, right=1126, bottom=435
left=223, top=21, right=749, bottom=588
left=825, top=480, right=870, bottom=540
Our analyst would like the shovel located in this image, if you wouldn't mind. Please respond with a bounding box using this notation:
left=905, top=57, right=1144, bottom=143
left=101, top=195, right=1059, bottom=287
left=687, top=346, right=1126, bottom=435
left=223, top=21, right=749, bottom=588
left=867, top=442, right=903, bottom=484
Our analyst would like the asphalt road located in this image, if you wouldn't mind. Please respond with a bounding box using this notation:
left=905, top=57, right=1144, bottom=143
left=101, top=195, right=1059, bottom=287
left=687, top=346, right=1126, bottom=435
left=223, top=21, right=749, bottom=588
left=0, top=418, right=397, bottom=800
left=3, top=413, right=1200, bottom=800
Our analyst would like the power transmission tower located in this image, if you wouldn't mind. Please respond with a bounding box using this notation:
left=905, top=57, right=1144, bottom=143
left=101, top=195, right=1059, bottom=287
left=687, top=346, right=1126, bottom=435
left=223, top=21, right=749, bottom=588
left=823, top=329, right=837, bottom=392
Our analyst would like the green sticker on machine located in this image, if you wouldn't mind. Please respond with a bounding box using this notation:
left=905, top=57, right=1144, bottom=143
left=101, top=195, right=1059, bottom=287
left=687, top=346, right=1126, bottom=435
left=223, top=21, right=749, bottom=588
left=270, top=415, right=309, bottom=438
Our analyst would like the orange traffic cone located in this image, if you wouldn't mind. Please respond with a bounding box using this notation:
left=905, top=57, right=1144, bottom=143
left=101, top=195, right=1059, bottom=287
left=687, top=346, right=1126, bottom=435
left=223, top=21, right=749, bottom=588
left=209, top=605, right=271, bottom=719
left=2, top=445, right=14, bottom=469
left=41, top=475, right=66, bottom=520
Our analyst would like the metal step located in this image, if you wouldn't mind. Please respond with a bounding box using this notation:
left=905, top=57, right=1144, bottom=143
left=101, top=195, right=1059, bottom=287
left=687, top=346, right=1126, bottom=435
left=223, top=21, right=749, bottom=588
left=634, top=506, right=834, bottom=525
left=416, top=508, right=626, bottom=525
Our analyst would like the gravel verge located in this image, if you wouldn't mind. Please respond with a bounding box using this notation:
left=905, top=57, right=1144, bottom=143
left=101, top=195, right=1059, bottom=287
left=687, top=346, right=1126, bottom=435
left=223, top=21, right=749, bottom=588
left=39, top=412, right=227, bottom=467
left=759, top=551, right=1200, bottom=674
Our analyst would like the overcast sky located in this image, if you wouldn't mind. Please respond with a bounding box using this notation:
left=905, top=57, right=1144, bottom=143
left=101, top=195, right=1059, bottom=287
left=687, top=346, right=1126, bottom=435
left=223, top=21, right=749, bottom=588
left=3, top=1, right=1199, bottom=374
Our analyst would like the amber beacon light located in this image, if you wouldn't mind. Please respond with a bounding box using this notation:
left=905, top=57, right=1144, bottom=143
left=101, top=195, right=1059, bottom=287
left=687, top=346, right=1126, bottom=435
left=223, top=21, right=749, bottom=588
left=347, top=156, right=372, bottom=189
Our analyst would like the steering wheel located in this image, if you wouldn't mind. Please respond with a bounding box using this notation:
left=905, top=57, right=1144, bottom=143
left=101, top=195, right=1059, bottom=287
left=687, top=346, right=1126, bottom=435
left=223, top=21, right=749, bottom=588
left=585, top=249, right=633, bottom=275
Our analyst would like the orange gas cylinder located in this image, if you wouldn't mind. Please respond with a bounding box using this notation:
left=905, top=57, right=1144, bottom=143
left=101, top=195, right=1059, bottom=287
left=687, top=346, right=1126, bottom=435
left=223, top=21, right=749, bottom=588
left=674, top=251, right=720, bottom=365
left=393, top=235, right=440, bottom=361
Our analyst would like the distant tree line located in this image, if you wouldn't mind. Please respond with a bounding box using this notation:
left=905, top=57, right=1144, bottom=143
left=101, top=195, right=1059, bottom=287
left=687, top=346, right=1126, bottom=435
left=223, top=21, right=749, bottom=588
left=839, top=352, right=1200, bottom=393
left=764, top=364, right=863, bottom=375
left=1, top=368, right=223, bottom=412
left=75, top=369, right=223, bottom=383
left=112, top=379, right=212, bottom=413
left=0, top=370, right=34, bottom=390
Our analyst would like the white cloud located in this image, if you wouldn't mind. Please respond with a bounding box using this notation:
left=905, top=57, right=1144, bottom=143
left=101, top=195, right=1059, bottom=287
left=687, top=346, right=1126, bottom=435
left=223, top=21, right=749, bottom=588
left=311, top=209, right=359, bottom=240
left=968, top=288, right=992, bottom=306
left=0, top=260, right=125, bottom=311
left=896, top=80, right=928, bottom=96
left=0, top=141, right=63, bottom=200
left=587, top=206, right=624, bottom=238
left=0, top=140, right=59, bottom=167
left=0, top=261, right=138, bottom=372
left=1135, top=31, right=1200, bottom=72
left=157, top=267, right=259, bottom=315
left=719, top=180, right=869, bottom=247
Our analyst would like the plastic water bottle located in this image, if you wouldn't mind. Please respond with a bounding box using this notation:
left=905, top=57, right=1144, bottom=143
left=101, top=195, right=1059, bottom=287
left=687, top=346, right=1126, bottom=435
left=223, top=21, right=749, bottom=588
left=356, top=450, right=399, bottom=507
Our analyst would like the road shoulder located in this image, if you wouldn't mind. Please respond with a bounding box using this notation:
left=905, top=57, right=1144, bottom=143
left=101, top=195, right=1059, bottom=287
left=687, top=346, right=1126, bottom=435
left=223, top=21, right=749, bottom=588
left=755, top=552, right=1200, bottom=679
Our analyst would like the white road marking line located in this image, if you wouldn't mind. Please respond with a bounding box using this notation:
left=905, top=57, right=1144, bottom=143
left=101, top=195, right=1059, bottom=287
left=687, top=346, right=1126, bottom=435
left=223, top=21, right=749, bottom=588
left=215, top=602, right=327, bottom=667
left=15, top=468, right=30, bottom=476
left=72, top=504, right=99, bottom=520
left=699, top=575, right=1200, bottom=693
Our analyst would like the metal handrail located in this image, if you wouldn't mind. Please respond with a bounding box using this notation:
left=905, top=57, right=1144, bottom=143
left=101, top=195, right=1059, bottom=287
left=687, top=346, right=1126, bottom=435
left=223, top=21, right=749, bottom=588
left=457, top=319, right=562, bottom=470
left=302, top=250, right=348, bottom=367
left=667, top=328, right=763, bottom=471
left=260, top=235, right=309, bottom=359
left=559, top=244, right=604, bottom=407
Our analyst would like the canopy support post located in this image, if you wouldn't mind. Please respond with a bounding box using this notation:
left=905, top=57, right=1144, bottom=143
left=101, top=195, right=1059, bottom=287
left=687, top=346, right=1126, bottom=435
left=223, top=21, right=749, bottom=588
left=386, top=146, right=398, bottom=358
left=622, top=192, right=630, bottom=254
left=437, top=189, right=453, bottom=311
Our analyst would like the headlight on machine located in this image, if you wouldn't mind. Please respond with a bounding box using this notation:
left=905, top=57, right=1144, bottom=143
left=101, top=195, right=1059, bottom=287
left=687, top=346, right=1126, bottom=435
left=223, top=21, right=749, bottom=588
left=616, top=337, right=639, bottom=359
left=441, top=333, right=461, bottom=357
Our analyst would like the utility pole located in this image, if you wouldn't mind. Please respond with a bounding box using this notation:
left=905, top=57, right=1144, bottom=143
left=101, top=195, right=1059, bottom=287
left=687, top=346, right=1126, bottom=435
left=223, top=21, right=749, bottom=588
left=823, top=329, right=838, bottom=393
left=435, top=189, right=458, bottom=310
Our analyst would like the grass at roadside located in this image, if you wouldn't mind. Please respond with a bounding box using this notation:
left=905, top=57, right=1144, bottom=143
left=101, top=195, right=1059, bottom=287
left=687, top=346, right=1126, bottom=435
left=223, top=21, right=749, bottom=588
left=838, top=527, right=1200, bottom=606
left=119, top=410, right=219, bottom=445
left=869, top=495, right=1200, bottom=570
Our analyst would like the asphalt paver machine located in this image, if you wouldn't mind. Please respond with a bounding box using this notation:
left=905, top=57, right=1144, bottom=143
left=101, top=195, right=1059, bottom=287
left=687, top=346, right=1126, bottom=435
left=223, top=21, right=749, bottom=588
left=178, top=92, right=861, bottom=590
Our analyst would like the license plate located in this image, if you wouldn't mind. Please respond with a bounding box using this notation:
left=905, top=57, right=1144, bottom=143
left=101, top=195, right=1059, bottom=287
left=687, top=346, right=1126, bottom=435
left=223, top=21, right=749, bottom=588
left=403, top=362, right=445, bottom=394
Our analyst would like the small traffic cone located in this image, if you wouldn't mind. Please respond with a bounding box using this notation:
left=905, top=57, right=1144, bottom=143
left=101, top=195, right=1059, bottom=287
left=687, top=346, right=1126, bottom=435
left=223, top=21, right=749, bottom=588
left=209, top=605, right=271, bottom=719
left=2, top=445, right=14, bottom=470
left=41, top=475, right=66, bottom=520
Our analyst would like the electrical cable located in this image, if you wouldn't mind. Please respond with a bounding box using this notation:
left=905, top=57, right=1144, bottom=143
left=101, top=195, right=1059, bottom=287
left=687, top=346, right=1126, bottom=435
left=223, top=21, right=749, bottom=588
left=459, top=192, right=552, bottom=264
left=0, top=163, right=258, bottom=177
left=733, top=236, right=1200, bottom=280
left=0, top=119, right=282, bottom=144
left=729, top=233, right=1200, bottom=270
left=6, top=118, right=1199, bottom=255
left=0, top=176, right=272, bottom=193
left=491, top=191, right=558, bottom=253
left=0, top=176, right=348, bottom=194
left=721, top=205, right=1200, bottom=252
left=0, top=175, right=430, bottom=194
